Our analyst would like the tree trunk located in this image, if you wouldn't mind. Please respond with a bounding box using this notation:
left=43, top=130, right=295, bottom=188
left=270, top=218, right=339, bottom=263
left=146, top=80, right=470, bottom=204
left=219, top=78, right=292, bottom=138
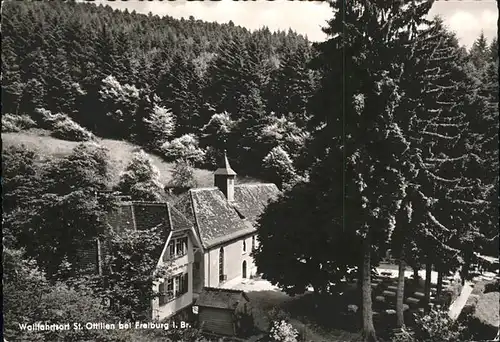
left=413, top=267, right=419, bottom=286
left=424, top=261, right=432, bottom=312
left=361, top=235, right=377, bottom=342
left=436, top=267, right=443, bottom=301
left=396, top=256, right=405, bottom=328
left=358, top=264, right=364, bottom=288
left=461, top=259, right=470, bottom=286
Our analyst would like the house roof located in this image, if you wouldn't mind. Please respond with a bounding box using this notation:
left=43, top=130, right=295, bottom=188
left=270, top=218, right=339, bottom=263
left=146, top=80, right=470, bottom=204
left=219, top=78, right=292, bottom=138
left=169, top=204, right=193, bottom=232
left=106, top=201, right=191, bottom=233
left=232, top=184, right=280, bottom=223
left=174, top=183, right=279, bottom=249
left=195, top=287, right=250, bottom=310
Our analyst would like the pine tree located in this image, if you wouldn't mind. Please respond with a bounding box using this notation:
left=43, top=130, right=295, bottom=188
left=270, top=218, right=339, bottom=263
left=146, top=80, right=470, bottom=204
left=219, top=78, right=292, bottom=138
left=266, top=41, right=316, bottom=126
left=232, top=88, right=269, bottom=174
left=206, top=34, right=249, bottom=116
left=1, top=42, right=25, bottom=114
left=393, top=19, right=492, bottom=304
left=469, top=31, right=489, bottom=71
left=156, top=54, right=204, bottom=135
left=311, top=1, right=435, bottom=340
left=465, top=35, right=499, bottom=257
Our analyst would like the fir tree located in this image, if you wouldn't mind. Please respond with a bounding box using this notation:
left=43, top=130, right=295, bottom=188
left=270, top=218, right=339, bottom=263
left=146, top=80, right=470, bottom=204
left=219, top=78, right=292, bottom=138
left=311, top=1, right=434, bottom=340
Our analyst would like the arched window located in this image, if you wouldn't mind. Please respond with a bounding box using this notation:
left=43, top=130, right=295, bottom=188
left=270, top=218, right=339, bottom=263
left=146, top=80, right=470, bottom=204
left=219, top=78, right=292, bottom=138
left=219, top=247, right=225, bottom=282
left=242, top=260, right=247, bottom=278
left=243, top=240, right=246, bottom=253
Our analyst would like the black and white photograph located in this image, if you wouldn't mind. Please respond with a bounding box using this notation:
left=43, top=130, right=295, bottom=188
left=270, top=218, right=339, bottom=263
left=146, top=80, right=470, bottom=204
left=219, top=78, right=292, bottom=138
left=2, top=0, right=499, bottom=341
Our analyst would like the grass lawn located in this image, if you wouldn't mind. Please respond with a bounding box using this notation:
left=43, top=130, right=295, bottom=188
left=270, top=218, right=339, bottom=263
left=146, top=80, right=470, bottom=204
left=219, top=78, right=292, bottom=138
left=230, top=278, right=363, bottom=342
left=461, top=279, right=500, bottom=340
left=475, top=291, right=500, bottom=329
left=2, top=130, right=261, bottom=188
left=228, top=269, right=464, bottom=342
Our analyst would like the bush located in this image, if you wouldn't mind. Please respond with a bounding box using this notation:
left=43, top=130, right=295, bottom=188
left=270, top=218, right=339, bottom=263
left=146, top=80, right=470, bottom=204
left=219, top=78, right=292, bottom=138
left=3, top=247, right=131, bottom=342
left=36, top=108, right=94, bottom=141
left=161, top=134, right=205, bottom=164
left=269, top=320, right=299, bottom=342
left=268, top=307, right=291, bottom=327
left=36, top=108, right=66, bottom=127
left=168, top=159, right=198, bottom=189
left=2, top=114, right=37, bottom=132
left=116, top=150, right=164, bottom=201
left=393, top=308, right=466, bottom=342
left=484, top=279, right=500, bottom=293
left=262, top=146, right=298, bottom=190
left=52, top=117, right=95, bottom=141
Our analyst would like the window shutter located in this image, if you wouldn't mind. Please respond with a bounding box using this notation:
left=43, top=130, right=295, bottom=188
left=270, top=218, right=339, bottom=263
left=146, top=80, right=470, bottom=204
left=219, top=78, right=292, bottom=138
left=169, top=242, right=175, bottom=258
left=159, top=282, right=165, bottom=305
left=183, top=273, right=189, bottom=293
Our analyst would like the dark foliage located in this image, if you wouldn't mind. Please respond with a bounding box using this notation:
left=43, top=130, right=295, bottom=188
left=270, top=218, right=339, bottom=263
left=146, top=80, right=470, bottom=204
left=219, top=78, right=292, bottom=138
left=2, top=0, right=316, bottom=180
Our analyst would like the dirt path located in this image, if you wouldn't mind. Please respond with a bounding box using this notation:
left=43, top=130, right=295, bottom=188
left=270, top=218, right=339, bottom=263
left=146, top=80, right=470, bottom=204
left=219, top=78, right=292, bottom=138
left=448, top=281, right=474, bottom=320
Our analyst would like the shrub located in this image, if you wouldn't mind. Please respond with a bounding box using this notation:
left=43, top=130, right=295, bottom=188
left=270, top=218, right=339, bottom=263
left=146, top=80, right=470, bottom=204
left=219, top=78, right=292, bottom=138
left=262, top=146, right=299, bottom=190
left=269, top=320, right=299, bottom=342
left=35, top=108, right=94, bottom=141
left=484, top=279, right=500, bottom=293
left=393, top=308, right=466, bottom=342
left=36, top=108, right=66, bottom=128
left=52, top=117, right=95, bottom=141
left=268, top=307, right=291, bottom=326
left=161, top=134, right=205, bottom=164
left=117, top=150, right=164, bottom=201
left=3, top=247, right=131, bottom=342
left=2, top=114, right=37, bottom=132
left=168, top=159, right=198, bottom=189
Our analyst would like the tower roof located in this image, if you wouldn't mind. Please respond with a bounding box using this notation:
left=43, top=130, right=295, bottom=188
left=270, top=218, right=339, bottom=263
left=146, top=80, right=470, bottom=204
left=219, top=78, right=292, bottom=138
left=214, top=151, right=236, bottom=176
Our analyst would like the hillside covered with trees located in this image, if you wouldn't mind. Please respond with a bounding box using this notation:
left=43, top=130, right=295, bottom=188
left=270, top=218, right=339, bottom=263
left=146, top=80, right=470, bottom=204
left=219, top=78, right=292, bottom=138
left=2, top=0, right=316, bottom=185
left=2, top=0, right=498, bottom=341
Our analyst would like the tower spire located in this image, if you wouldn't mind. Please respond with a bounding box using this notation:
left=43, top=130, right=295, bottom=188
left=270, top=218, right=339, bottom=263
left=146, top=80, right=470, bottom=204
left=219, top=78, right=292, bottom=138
left=214, top=150, right=236, bottom=202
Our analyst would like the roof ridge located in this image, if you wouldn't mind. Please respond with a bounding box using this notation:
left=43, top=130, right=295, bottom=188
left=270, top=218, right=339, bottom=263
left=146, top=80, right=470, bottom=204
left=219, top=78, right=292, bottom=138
left=203, top=287, right=245, bottom=294
left=168, top=204, right=193, bottom=224
left=235, top=183, right=277, bottom=187
left=190, top=187, right=218, bottom=191
left=130, top=201, right=168, bottom=205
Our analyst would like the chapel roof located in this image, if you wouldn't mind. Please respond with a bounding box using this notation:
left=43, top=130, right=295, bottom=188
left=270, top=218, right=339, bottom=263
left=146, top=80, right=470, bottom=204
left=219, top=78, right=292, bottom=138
left=173, top=183, right=279, bottom=249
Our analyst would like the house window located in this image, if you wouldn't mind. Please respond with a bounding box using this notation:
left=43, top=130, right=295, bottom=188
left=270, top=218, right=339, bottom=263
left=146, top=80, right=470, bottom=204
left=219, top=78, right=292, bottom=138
left=243, top=240, right=246, bottom=253
left=168, top=243, right=176, bottom=259
left=177, top=273, right=189, bottom=296
left=252, top=236, right=256, bottom=251
left=219, top=247, right=225, bottom=282
left=174, top=276, right=180, bottom=296
left=159, top=278, right=174, bottom=306
left=165, top=236, right=188, bottom=261
left=176, top=237, right=188, bottom=256
left=167, top=278, right=174, bottom=299
left=159, top=273, right=188, bottom=305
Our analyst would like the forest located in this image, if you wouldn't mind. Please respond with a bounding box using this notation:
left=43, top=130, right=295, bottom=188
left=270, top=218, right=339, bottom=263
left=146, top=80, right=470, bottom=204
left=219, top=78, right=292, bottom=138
left=2, top=0, right=499, bottom=341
